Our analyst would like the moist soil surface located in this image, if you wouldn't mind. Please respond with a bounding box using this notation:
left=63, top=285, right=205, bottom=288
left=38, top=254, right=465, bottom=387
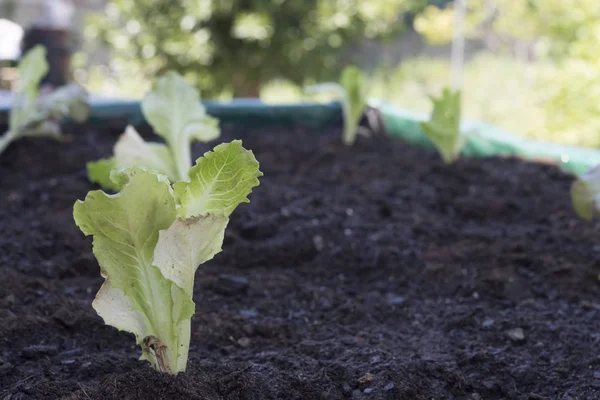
left=1, top=121, right=600, bottom=400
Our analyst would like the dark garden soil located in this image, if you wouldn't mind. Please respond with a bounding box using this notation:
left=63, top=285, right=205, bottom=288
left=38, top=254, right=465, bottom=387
left=1, top=119, right=600, bottom=400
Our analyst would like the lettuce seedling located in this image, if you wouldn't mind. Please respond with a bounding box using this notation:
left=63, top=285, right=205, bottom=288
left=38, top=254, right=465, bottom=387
left=88, top=71, right=219, bottom=189
left=420, top=88, right=464, bottom=164
left=0, top=45, right=89, bottom=155
left=571, top=164, right=600, bottom=220
left=304, top=65, right=367, bottom=146
left=74, top=140, right=262, bottom=374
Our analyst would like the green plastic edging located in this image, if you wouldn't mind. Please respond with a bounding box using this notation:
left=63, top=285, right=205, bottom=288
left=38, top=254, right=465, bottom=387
left=85, top=99, right=342, bottom=129
left=2, top=97, right=599, bottom=176
left=373, top=100, right=600, bottom=176
left=0, top=98, right=341, bottom=128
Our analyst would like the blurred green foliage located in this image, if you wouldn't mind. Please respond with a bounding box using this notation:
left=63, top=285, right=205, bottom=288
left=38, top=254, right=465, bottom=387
left=79, top=0, right=600, bottom=148
left=86, top=0, right=426, bottom=97
left=263, top=54, right=558, bottom=145
left=367, top=54, right=550, bottom=144
left=414, top=0, right=600, bottom=147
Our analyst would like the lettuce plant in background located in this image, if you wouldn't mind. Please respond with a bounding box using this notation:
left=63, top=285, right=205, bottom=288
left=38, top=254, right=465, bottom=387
left=74, top=140, right=262, bottom=374
left=0, top=45, right=90, bottom=155
left=87, top=71, right=219, bottom=190
left=420, top=88, right=464, bottom=164
left=304, top=65, right=367, bottom=146
left=571, top=164, right=600, bottom=221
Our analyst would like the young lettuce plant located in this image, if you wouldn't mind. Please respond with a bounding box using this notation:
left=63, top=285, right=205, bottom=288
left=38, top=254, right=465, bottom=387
left=87, top=71, right=219, bottom=190
left=420, top=88, right=464, bottom=164
left=74, top=140, right=262, bottom=374
left=0, top=45, right=90, bottom=155
left=304, top=65, right=367, bottom=146
left=571, top=164, right=600, bottom=220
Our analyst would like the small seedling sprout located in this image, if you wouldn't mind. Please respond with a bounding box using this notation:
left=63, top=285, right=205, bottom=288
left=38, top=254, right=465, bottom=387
left=304, top=65, right=368, bottom=146
left=420, top=88, right=465, bottom=164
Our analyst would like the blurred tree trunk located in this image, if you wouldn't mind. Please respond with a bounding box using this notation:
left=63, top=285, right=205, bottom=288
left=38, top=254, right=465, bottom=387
left=232, top=72, right=261, bottom=98
left=22, top=28, right=72, bottom=87
left=2, top=0, right=16, bottom=19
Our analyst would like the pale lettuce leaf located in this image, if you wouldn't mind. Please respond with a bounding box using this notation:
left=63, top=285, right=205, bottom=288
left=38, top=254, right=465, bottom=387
left=154, top=214, right=229, bottom=295
left=142, top=71, right=220, bottom=180
left=114, top=125, right=178, bottom=181
left=86, top=126, right=178, bottom=191
left=174, top=140, right=262, bottom=218
left=92, top=277, right=150, bottom=348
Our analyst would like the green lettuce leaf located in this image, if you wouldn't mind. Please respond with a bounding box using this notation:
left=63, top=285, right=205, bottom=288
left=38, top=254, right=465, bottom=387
left=174, top=140, right=263, bottom=218
left=74, top=142, right=262, bottom=374
left=74, top=169, right=194, bottom=373
left=420, top=88, right=465, bottom=164
left=87, top=158, right=121, bottom=192
left=142, top=71, right=220, bottom=180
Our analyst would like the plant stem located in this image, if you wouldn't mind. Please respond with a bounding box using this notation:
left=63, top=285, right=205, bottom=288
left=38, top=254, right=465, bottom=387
left=173, top=138, right=192, bottom=182
left=174, top=317, right=191, bottom=373
left=144, top=297, right=191, bottom=375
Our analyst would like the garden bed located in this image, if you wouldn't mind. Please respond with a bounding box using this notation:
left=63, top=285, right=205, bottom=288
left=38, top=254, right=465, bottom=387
left=1, top=121, right=600, bottom=399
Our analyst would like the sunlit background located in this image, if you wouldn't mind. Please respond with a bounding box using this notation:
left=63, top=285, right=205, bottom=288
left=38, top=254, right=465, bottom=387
left=2, top=0, right=600, bottom=147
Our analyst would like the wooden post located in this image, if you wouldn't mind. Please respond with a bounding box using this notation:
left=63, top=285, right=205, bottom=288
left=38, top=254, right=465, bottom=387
left=450, top=0, right=467, bottom=91
left=21, top=0, right=76, bottom=87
